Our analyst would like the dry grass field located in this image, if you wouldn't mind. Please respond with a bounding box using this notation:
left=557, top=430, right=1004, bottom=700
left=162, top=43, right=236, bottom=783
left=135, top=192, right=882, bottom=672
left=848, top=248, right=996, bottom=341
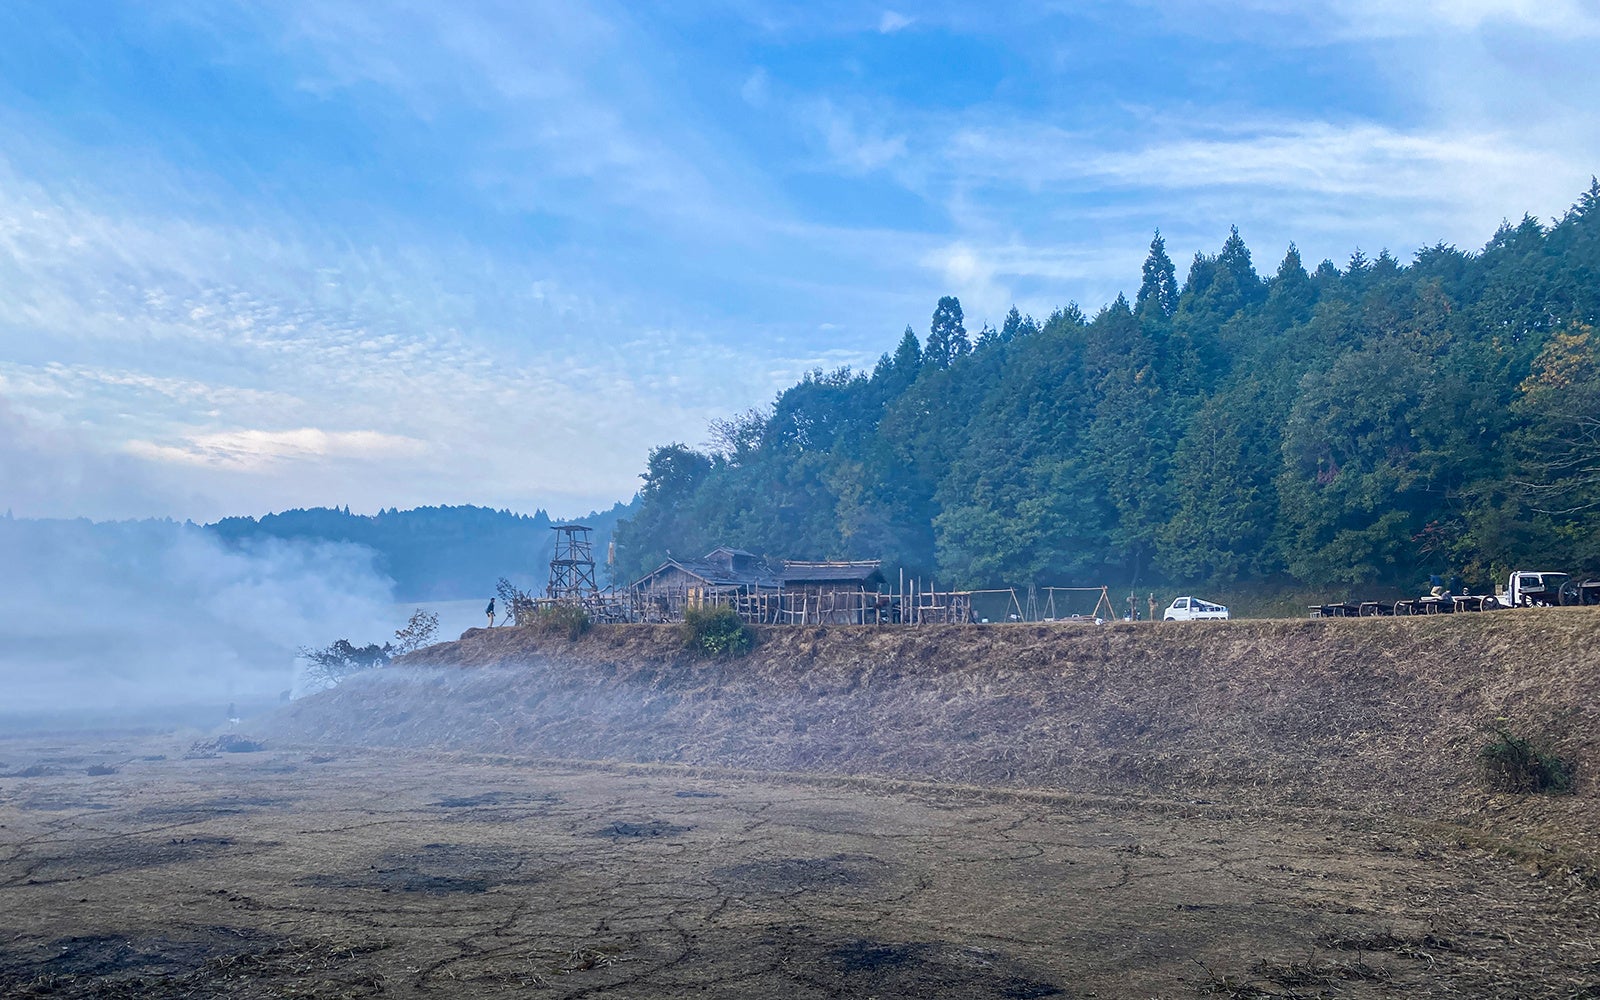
left=5, top=612, right=1600, bottom=997
left=2, top=736, right=1597, bottom=998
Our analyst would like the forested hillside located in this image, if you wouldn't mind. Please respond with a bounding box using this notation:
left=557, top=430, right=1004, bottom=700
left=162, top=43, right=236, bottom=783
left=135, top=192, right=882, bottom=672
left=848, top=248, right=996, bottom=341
left=211, top=502, right=634, bottom=601
left=615, top=181, right=1600, bottom=593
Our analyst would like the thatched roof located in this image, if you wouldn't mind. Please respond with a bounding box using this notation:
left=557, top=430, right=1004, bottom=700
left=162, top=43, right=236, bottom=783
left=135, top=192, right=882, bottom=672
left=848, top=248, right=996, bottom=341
left=780, top=560, right=885, bottom=587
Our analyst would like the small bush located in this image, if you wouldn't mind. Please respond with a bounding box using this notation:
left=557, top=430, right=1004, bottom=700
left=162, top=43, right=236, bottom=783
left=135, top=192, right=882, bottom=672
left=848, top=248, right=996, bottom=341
left=393, top=608, right=440, bottom=652
left=186, top=735, right=266, bottom=757
left=297, top=639, right=394, bottom=688
left=1478, top=728, right=1575, bottom=794
left=496, top=577, right=539, bottom=625
left=679, top=605, right=753, bottom=656
left=535, top=604, right=592, bottom=640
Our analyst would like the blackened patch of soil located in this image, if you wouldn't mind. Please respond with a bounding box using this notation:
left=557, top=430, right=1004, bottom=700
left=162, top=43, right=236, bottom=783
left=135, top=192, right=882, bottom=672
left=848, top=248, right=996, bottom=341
left=718, top=854, right=893, bottom=894
left=434, top=790, right=559, bottom=808
left=589, top=819, right=689, bottom=839
left=831, top=938, right=920, bottom=971
left=0, top=928, right=389, bottom=999
left=10, top=836, right=241, bottom=886
left=135, top=795, right=294, bottom=822
left=765, top=929, right=1066, bottom=999
left=305, top=843, right=529, bottom=894
left=18, top=797, right=112, bottom=812
left=2, top=765, right=54, bottom=778
left=39, top=930, right=261, bottom=977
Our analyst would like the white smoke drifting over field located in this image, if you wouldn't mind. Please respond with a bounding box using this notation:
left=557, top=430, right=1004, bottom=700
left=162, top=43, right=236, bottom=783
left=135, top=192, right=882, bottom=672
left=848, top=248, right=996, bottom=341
left=0, top=397, right=397, bottom=721
left=0, top=517, right=397, bottom=718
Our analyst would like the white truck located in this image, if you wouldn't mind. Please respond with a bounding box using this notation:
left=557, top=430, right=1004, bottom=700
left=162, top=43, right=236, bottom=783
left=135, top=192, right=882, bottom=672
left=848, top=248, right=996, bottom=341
left=1163, top=596, right=1229, bottom=621
left=1498, top=571, right=1600, bottom=607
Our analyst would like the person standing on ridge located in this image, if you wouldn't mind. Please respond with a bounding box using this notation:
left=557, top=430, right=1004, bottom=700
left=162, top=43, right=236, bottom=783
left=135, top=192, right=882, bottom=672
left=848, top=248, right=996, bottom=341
left=485, top=597, right=496, bottom=628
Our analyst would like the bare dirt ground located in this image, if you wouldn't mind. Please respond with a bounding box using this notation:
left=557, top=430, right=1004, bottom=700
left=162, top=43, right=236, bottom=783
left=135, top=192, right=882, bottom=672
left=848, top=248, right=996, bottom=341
left=3, top=734, right=1597, bottom=999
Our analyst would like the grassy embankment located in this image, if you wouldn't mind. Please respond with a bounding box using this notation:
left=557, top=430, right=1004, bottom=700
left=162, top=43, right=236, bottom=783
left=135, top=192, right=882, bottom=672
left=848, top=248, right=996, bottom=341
left=269, top=608, right=1600, bottom=880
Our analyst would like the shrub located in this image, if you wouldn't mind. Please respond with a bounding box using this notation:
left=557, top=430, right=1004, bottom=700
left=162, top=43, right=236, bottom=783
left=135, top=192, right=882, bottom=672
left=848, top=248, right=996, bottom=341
left=535, top=603, right=592, bottom=640
left=679, top=605, right=753, bottom=656
left=496, top=576, right=539, bottom=625
left=297, top=639, right=394, bottom=688
left=1478, top=728, right=1575, bottom=794
left=393, top=608, right=441, bottom=652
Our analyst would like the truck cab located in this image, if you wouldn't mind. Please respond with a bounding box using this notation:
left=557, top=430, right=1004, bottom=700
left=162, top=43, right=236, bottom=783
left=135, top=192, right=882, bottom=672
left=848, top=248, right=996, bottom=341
left=1501, top=571, right=1572, bottom=607
left=1164, top=596, right=1229, bottom=621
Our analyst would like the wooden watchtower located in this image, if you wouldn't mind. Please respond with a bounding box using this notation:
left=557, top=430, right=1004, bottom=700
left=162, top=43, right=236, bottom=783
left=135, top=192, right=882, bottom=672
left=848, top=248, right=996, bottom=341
left=548, top=524, right=599, bottom=601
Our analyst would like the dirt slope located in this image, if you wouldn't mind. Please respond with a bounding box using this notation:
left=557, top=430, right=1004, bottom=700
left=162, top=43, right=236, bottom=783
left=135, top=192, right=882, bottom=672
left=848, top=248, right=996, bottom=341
left=268, top=611, right=1600, bottom=870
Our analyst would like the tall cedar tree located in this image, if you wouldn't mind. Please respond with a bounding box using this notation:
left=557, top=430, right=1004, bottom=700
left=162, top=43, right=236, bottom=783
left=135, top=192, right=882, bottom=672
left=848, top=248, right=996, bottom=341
left=1136, top=230, right=1180, bottom=322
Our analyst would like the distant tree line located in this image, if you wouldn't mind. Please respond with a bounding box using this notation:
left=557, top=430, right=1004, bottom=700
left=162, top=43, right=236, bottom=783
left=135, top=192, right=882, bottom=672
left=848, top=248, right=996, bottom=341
left=614, top=180, right=1600, bottom=593
left=210, top=502, right=634, bottom=601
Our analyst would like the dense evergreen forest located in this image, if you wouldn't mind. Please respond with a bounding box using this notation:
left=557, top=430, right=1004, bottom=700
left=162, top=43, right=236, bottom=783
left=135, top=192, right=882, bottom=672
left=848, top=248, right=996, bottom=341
left=614, top=181, right=1600, bottom=595
left=210, top=502, right=634, bottom=601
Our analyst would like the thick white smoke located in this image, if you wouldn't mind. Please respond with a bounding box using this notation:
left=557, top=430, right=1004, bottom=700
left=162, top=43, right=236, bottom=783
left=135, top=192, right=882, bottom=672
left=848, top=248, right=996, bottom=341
left=0, top=517, right=396, bottom=716
left=0, top=395, right=397, bottom=721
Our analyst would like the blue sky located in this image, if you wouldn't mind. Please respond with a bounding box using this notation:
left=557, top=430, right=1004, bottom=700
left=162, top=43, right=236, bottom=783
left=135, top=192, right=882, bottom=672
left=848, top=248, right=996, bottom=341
left=1, top=1, right=1597, bottom=521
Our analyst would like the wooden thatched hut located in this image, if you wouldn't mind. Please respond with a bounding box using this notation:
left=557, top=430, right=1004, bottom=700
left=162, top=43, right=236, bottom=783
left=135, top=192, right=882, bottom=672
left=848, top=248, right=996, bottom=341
left=778, top=560, right=887, bottom=624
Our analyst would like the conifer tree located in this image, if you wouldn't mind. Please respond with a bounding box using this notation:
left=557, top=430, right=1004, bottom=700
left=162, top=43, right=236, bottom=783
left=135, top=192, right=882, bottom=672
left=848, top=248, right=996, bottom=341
left=928, top=296, right=967, bottom=368
left=1000, top=306, right=1024, bottom=342
left=1136, top=230, right=1180, bottom=321
left=893, top=325, right=922, bottom=372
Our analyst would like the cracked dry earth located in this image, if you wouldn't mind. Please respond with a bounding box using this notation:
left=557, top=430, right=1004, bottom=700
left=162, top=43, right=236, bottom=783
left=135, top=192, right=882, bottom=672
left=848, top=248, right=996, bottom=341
left=1, top=738, right=1597, bottom=999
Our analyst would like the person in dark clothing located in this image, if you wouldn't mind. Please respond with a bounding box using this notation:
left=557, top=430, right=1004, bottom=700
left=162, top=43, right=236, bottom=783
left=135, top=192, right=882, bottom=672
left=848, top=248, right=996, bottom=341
left=486, top=598, right=496, bottom=627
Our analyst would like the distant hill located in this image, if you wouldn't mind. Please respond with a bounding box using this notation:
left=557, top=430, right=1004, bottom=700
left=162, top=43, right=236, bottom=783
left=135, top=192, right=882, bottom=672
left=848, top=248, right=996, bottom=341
left=208, top=501, right=636, bottom=602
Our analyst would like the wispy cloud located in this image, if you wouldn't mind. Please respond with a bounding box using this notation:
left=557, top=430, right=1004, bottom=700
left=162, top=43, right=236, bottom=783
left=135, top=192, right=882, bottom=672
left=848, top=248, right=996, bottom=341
left=943, top=117, right=1574, bottom=208
left=1326, top=0, right=1600, bottom=38
left=804, top=99, right=909, bottom=173
left=878, top=10, right=914, bottom=33
left=126, top=428, right=428, bottom=471
left=0, top=146, right=781, bottom=517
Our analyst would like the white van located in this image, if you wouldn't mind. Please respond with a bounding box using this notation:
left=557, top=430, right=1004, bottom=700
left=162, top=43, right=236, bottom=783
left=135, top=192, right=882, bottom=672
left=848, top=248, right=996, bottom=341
left=1163, top=596, right=1229, bottom=621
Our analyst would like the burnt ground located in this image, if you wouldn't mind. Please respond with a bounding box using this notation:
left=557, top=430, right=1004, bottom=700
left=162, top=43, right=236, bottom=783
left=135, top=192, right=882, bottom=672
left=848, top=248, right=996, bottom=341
left=2, top=736, right=1598, bottom=998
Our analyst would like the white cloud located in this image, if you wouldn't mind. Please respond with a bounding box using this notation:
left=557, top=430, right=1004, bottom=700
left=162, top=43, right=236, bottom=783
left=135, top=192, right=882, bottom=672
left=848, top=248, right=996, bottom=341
left=741, top=67, right=771, bottom=107
left=0, top=155, right=787, bottom=518
left=921, top=239, right=1145, bottom=324
left=1328, top=0, right=1600, bottom=38
left=270, top=0, right=772, bottom=236
left=879, top=10, right=914, bottom=33
left=804, top=100, right=908, bottom=173
left=886, top=105, right=1596, bottom=266
left=0, top=395, right=182, bottom=520
left=944, top=117, right=1569, bottom=201
left=126, top=428, right=429, bottom=471
left=1143, top=0, right=1600, bottom=40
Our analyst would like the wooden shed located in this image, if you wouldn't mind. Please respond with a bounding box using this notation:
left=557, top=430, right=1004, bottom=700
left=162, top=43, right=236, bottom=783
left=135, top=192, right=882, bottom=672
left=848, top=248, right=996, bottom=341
left=629, top=548, right=780, bottom=622
left=778, top=560, right=887, bottom=624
